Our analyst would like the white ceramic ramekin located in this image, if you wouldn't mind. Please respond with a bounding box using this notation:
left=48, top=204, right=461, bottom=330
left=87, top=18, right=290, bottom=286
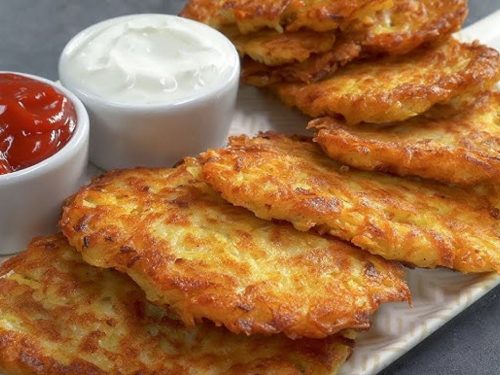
left=58, top=14, right=240, bottom=171
left=0, top=72, right=89, bottom=255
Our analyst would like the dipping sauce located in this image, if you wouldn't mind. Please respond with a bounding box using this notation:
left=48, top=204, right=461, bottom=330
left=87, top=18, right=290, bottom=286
left=59, top=14, right=237, bottom=105
left=0, top=73, right=77, bottom=175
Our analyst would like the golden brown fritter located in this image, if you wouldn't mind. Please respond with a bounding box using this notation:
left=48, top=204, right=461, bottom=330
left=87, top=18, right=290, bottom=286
left=349, top=0, right=468, bottom=55
left=228, top=28, right=336, bottom=66
left=181, top=0, right=291, bottom=34
left=282, top=0, right=393, bottom=33
left=179, top=0, right=217, bottom=25
left=242, top=0, right=468, bottom=86
left=242, top=39, right=362, bottom=86
left=180, top=0, right=392, bottom=34
left=60, top=159, right=410, bottom=339
left=0, top=235, right=355, bottom=375
left=272, top=39, right=500, bottom=123
left=309, top=92, right=500, bottom=185
left=201, top=133, right=500, bottom=273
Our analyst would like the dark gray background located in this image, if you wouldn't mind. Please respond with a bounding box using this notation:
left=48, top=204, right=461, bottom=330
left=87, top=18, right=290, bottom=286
left=0, top=1, right=499, bottom=374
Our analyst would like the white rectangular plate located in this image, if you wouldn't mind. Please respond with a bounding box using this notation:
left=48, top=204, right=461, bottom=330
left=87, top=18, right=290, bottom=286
left=228, top=11, right=500, bottom=375
left=1, top=10, right=499, bottom=375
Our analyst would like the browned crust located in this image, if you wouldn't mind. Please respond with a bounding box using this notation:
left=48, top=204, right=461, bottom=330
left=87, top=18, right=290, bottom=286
left=230, top=28, right=337, bottom=66
left=181, top=0, right=292, bottom=33
left=241, top=0, right=468, bottom=86
left=0, top=235, right=355, bottom=375
left=201, top=133, right=500, bottom=273
left=354, top=0, right=468, bottom=54
left=0, top=331, right=104, bottom=375
left=272, top=39, right=500, bottom=124
left=308, top=92, right=500, bottom=185
left=181, top=0, right=392, bottom=33
left=60, top=161, right=410, bottom=339
left=242, top=39, right=362, bottom=86
left=0, top=331, right=353, bottom=375
left=180, top=0, right=217, bottom=24
left=283, top=0, right=393, bottom=32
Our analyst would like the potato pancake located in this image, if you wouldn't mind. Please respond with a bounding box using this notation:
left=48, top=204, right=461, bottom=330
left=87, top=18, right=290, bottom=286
left=242, top=39, right=362, bottom=86
left=0, top=235, right=354, bottom=375
left=282, top=0, right=393, bottom=33
left=349, top=0, right=468, bottom=55
left=60, top=158, right=410, bottom=339
left=201, top=133, right=500, bottom=273
left=242, top=0, right=467, bottom=86
left=309, top=92, right=500, bottom=185
left=272, top=39, right=500, bottom=123
left=229, top=28, right=336, bottom=66
left=181, top=0, right=291, bottom=34
left=180, top=0, right=392, bottom=34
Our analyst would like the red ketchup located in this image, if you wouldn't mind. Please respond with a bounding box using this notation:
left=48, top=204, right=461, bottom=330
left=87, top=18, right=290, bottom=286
left=0, top=73, right=77, bottom=175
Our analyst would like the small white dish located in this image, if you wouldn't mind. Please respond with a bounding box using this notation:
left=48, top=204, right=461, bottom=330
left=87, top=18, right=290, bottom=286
left=0, top=72, right=89, bottom=255
left=59, top=14, right=240, bottom=170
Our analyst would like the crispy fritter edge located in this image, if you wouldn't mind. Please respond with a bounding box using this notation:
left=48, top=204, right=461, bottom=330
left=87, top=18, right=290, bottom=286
left=308, top=92, right=500, bottom=185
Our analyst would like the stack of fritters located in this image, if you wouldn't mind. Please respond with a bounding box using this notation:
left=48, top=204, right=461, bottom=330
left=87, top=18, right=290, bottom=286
left=182, top=0, right=471, bottom=87
left=182, top=0, right=499, bottom=124
left=0, top=159, right=410, bottom=374
left=0, top=236, right=356, bottom=374
left=59, top=159, right=410, bottom=340
left=201, top=133, right=500, bottom=273
left=182, top=0, right=500, bottom=276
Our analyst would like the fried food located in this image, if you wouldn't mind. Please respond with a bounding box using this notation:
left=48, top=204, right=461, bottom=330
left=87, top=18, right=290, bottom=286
left=229, top=28, right=336, bottom=66
left=242, top=39, right=362, bottom=86
left=309, top=92, right=500, bottom=185
left=242, top=0, right=468, bottom=86
left=180, top=0, right=392, bottom=34
left=201, top=133, right=500, bottom=273
left=60, top=158, right=410, bottom=339
left=0, top=235, right=355, bottom=375
left=282, top=0, right=393, bottom=33
left=181, top=0, right=291, bottom=34
left=349, top=0, right=468, bottom=55
left=272, top=39, right=500, bottom=123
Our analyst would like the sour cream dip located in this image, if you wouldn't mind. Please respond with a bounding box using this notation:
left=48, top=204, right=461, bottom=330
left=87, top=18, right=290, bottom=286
left=59, top=14, right=237, bottom=105
left=58, top=14, right=239, bottom=171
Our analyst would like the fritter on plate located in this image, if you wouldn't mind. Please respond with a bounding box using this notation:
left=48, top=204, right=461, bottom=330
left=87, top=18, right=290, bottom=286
left=309, top=91, right=500, bottom=185
left=281, top=0, right=393, bottom=33
left=242, top=0, right=468, bottom=86
left=228, top=28, right=336, bottom=66
left=349, top=0, right=468, bottom=55
left=181, top=0, right=392, bottom=34
left=242, top=39, right=362, bottom=86
left=181, top=0, right=291, bottom=33
left=201, top=133, right=500, bottom=273
left=272, top=39, right=500, bottom=123
left=0, top=235, right=354, bottom=375
left=60, top=158, right=410, bottom=339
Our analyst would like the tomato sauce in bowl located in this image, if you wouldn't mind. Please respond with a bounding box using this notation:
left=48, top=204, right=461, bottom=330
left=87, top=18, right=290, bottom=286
left=0, top=73, right=77, bottom=174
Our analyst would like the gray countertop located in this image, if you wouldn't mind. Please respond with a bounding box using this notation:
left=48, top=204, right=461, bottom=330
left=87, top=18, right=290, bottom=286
left=0, top=1, right=499, bottom=374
